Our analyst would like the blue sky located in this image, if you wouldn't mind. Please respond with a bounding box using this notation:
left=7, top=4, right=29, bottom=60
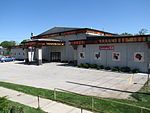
left=0, top=0, right=150, bottom=43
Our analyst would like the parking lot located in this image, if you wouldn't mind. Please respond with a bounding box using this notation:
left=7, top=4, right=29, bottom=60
left=0, top=61, right=148, bottom=99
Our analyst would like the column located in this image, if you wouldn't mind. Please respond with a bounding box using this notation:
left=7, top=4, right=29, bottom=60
left=24, top=48, right=29, bottom=64
left=37, top=48, right=42, bottom=65
left=28, top=47, right=34, bottom=64
left=73, top=45, right=78, bottom=66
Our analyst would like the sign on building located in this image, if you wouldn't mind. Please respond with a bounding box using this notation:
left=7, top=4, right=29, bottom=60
left=112, top=52, right=120, bottom=61
left=94, top=52, right=101, bottom=60
left=134, top=52, right=144, bottom=62
left=99, top=45, right=114, bottom=50
left=79, top=52, right=85, bottom=59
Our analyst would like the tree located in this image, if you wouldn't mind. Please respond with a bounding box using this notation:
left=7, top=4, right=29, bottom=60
left=120, top=32, right=133, bottom=36
left=0, top=41, right=16, bottom=49
left=138, top=28, right=148, bottom=35
left=20, top=39, right=30, bottom=44
left=0, top=41, right=16, bottom=55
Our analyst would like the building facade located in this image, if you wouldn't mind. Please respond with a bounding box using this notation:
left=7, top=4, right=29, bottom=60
left=70, top=36, right=150, bottom=72
left=0, top=46, right=7, bottom=55
left=22, top=27, right=114, bottom=65
left=14, top=27, right=150, bottom=72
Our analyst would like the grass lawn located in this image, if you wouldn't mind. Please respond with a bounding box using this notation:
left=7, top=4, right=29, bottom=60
left=7, top=100, right=45, bottom=113
left=0, top=97, right=45, bottom=113
left=0, top=81, right=150, bottom=113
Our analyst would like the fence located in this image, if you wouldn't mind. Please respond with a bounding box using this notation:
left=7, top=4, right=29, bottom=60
left=53, top=88, right=150, bottom=113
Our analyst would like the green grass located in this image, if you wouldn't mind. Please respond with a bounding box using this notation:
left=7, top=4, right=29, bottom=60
left=7, top=101, right=45, bottom=113
left=0, top=81, right=150, bottom=113
left=0, top=97, right=45, bottom=113
left=132, top=80, right=150, bottom=104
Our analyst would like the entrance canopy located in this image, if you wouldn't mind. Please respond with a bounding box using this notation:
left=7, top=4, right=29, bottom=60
left=23, top=38, right=65, bottom=48
left=22, top=38, right=65, bottom=65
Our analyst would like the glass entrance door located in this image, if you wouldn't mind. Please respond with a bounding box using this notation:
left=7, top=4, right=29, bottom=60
left=50, top=52, right=61, bottom=62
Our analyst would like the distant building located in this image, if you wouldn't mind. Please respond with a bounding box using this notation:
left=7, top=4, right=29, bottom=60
left=0, top=46, right=7, bottom=55
left=11, top=46, right=25, bottom=60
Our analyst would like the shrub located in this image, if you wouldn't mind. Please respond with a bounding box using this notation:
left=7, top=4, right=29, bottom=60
left=120, top=67, right=131, bottom=73
left=69, top=61, right=74, bottom=64
left=83, top=63, right=90, bottom=68
left=96, top=66, right=101, bottom=70
left=78, top=65, right=81, bottom=68
left=78, top=63, right=84, bottom=68
left=87, top=63, right=91, bottom=68
left=89, top=64, right=98, bottom=69
left=105, top=66, right=111, bottom=70
left=132, top=69, right=139, bottom=73
left=61, top=60, right=68, bottom=63
left=100, top=65, right=104, bottom=69
left=0, top=97, right=8, bottom=111
left=112, top=66, right=120, bottom=72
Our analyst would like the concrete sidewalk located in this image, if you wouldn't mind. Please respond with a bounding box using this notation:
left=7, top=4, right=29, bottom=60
left=0, top=87, right=92, bottom=113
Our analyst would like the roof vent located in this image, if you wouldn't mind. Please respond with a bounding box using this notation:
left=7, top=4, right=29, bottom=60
left=31, top=32, right=34, bottom=37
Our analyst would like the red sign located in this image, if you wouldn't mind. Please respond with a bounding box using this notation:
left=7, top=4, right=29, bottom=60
left=99, top=45, right=114, bottom=50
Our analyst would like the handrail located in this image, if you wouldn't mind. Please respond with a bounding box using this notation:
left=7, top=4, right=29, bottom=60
left=54, top=88, right=150, bottom=111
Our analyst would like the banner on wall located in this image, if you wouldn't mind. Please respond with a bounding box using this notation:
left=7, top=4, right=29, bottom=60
left=112, top=52, right=120, bottom=61
left=94, top=52, right=101, bottom=60
left=134, top=52, right=144, bottom=62
left=99, top=45, right=114, bottom=50
left=79, top=52, right=85, bottom=59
